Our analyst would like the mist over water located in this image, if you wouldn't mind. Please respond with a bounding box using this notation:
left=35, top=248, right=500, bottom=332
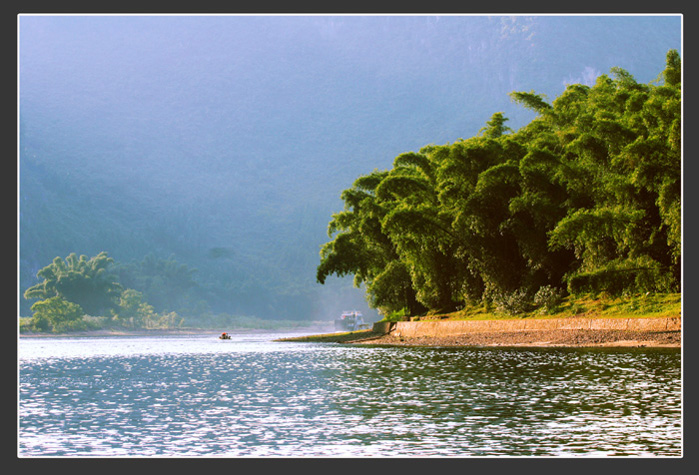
left=19, top=334, right=681, bottom=457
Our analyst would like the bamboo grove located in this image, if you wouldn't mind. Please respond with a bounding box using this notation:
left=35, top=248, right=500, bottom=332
left=316, top=50, right=681, bottom=317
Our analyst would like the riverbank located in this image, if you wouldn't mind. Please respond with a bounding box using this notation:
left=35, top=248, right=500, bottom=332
left=279, top=293, right=681, bottom=349
left=278, top=316, right=681, bottom=348
left=352, top=328, right=680, bottom=348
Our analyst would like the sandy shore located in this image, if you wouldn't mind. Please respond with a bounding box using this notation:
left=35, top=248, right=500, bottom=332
left=345, top=328, right=681, bottom=348
left=281, top=327, right=681, bottom=349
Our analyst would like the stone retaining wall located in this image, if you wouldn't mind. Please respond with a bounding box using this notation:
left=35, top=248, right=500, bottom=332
left=372, top=316, right=680, bottom=338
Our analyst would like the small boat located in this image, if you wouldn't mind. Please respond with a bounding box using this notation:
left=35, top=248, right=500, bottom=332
left=219, top=332, right=231, bottom=340
left=334, top=310, right=365, bottom=331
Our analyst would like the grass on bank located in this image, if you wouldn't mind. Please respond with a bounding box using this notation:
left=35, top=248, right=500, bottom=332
left=276, top=329, right=381, bottom=343
left=383, top=292, right=682, bottom=322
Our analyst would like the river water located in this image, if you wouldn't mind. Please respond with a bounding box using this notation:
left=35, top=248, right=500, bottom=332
left=18, top=331, right=682, bottom=457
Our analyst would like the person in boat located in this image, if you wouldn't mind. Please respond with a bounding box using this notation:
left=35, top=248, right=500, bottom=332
left=220, top=332, right=229, bottom=339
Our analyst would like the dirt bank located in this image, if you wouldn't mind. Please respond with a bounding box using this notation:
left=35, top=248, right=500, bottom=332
left=346, top=328, right=681, bottom=348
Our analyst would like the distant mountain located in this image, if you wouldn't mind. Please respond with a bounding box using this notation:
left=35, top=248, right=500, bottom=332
left=18, top=15, right=681, bottom=319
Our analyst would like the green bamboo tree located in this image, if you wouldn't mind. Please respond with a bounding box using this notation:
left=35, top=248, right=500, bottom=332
left=317, top=50, right=681, bottom=316
left=24, top=251, right=122, bottom=315
left=317, top=170, right=425, bottom=315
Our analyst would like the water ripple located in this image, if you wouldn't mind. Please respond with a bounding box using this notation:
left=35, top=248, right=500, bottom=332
left=19, top=335, right=681, bottom=457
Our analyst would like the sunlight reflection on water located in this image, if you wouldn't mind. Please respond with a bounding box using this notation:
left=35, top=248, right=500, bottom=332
left=19, top=333, right=681, bottom=457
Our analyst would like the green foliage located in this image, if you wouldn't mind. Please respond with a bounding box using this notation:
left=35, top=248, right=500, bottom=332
left=384, top=307, right=409, bottom=322
left=316, top=170, right=427, bottom=316
left=533, top=285, right=565, bottom=315
left=508, top=90, right=552, bottom=114
left=493, top=288, right=532, bottom=316
left=567, top=256, right=677, bottom=296
left=24, top=252, right=122, bottom=315
left=549, top=206, right=646, bottom=269
left=29, top=296, right=85, bottom=333
left=23, top=252, right=189, bottom=332
left=112, top=254, right=198, bottom=313
left=662, top=49, right=682, bottom=87
left=479, top=112, right=512, bottom=139
left=111, top=288, right=155, bottom=328
left=143, top=311, right=184, bottom=330
left=317, top=50, right=681, bottom=316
